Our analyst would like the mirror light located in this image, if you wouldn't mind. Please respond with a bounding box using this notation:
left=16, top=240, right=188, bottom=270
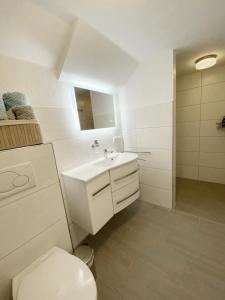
left=195, top=54, right=217, bottom=70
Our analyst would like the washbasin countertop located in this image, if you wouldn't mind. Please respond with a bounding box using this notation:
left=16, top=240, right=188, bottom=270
left=62, top=152, right=138, bottom=182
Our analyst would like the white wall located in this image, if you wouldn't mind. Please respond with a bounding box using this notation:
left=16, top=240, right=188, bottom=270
left=176, top=64, right=225, bottom=184
left=0, top=54, right=121, bottom=247
left=119, top=50, right=174, bottom=208
left=0, top=144, right=72, bottom=300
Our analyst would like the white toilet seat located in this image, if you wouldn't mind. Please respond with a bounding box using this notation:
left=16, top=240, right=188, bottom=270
left=13, top=247, right=97, bottom=300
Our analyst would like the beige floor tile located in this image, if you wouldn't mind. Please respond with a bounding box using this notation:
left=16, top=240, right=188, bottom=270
left=86, top=199, right=225, bottom=300
left=176, top=178, right=225, bottom=224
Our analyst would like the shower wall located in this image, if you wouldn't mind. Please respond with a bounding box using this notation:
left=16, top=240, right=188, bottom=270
left=176, top=64, right=225, bottom=185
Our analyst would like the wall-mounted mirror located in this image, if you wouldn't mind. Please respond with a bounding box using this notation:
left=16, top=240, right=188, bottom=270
left=74, top=87, right=116, bottom=130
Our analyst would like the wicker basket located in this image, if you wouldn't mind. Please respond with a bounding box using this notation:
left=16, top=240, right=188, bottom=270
left=0, top=120, right=43, bottom=151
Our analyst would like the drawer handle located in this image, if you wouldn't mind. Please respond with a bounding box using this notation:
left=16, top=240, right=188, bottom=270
left=92, top=183, right=110, bottom=197
left=114, top=169, right=139, bottom=183
left=116, top=189, right=140, bottom=205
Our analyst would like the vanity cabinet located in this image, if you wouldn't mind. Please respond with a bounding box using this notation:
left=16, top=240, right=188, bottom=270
left=110, top=161, right=140, bottom=213
left=63, top=171, right=113, bottom=235
left=62, top=153, right=140, bottom=235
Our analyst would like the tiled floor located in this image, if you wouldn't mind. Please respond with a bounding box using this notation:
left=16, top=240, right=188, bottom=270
left=87, top=199, right=225, bottom=300
left=176, top=178, right=225, bottom=224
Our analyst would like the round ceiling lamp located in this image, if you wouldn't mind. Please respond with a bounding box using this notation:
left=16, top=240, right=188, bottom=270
left=195, top=54, right=217, bottom=70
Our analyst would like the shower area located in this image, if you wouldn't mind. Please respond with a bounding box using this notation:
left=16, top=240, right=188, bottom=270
left=175, top=59, right=225, bottom=223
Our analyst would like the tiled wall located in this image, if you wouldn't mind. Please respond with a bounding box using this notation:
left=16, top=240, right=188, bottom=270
left=0, top=144, right=72, bottom=300
left=120, top=50, right=174, bottom=208
left=176, top=65, right=225, bottom=184
left=0, top=54, right=122, bottom=248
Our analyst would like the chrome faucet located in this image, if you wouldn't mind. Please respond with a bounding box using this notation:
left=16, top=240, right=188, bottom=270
left=103, top=149, right=114, bottom=159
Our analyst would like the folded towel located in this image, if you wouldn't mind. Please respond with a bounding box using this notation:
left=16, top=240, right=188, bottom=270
left=12, top=105, right=36, bottom=120
left=0, top=96, right=7, bottom=120
left=3, top=92, right=27, bottom=111
left=6, top=108, right=16, bottom=120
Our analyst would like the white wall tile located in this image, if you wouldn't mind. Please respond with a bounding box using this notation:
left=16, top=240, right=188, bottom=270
left=199, top=152, right=225, bottom=169
left=200, top=137, right=225, bottom=153
left=135, top=102, right=172, bottom=128
left=0, top=219, right=72, bottom=300
left=140, top=184, right=172, bottom=208
left=53, top=137, right=95, bottom=172
left=176, top=87, right=201, bottom=107
left=137, top=127, right=172, bottom=149
left=176, top=151, right=199, bottom=166
left=123, top=129, right=137, bottom=149
left=177, top=105, right=200, bottom=122
left=119, top=52, right=174, bottom=209
left=122, top=51, right=173, bottom=108
left=139, top=167, right=172, bottom=189
left=176, top=165, right=198, bottom=180
left=176, top=67, right=225, bottom=184
left=200, top=120, right=225, bottom=137
left=199, top=167, right=225, bottom=185
left=202, top=81, right=225, bottom=103
left=137, top=149, right=172, bottom=170
left=176, top=137, right=199, bottom=152
left=0, top=183, right=66, bottom=260
left=121, top=109, right=136, bottom=130
left=177, top=73, right=201, bottom=91
left=176, top=121, right=200, bottom=137
left=202, top=65, right=225, bottom=86
left=201, top=101, right=225, bottom=121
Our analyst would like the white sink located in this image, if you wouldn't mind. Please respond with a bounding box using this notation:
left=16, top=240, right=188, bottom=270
left=62, top=152, right=137, bottom=182
left=93, top=153, right=119, bottom=167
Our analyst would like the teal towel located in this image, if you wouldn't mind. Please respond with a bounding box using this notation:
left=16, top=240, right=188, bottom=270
left=3, top=92, right=27, bottom=111
left=0, top=96, right=7, bottom=120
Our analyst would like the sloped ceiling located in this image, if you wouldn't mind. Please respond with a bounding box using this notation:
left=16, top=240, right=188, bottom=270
left=29, top=0, right=225, bottom=74
left=0, top=0, right=70, bottom=68
left=3, top=0, right=225, bottom=78
left=59, top=19, right=138, bottom=92
left=0, top=0, right=138, bottom=90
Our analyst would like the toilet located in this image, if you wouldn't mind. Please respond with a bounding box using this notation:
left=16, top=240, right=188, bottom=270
left=12, top=247, right=97, bottom=300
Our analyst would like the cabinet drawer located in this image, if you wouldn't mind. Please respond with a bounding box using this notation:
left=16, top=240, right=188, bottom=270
left=110, top=160, right=139, bottom=191
left=90, top=185, right=113, bottom=234
left=112, top=179, right=140, bottom=214
left=86, top=171, right=110, bottom=197
left=111, top=169, right=139, bottom=192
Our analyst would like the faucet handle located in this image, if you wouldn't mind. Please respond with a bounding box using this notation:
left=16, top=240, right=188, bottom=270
left=94, top=140, right=99, bottom=147
left=104, top=149, right=114, bottom=153
left=91, top=140, right=100, bottom=149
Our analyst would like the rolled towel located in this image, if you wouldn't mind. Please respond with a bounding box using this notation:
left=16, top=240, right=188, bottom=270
left=3, top=92, right=27, bottom=111
left=6, top=108, right=16, bottom=120
left=0, top=96, right=7, bottom=120
left=12, top=105, right=36, bottom=120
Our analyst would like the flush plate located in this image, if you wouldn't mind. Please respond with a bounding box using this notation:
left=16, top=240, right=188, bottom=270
left=0, top=162, right=36, bottom=200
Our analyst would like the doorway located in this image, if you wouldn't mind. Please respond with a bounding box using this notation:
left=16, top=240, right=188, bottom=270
left=175, top=55, right=225, bottom=223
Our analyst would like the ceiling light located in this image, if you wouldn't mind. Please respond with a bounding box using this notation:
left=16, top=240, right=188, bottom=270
left=195, top=54, right=217, bottom=70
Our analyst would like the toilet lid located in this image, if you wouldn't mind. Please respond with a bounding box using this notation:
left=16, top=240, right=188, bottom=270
left=16, top=248, right=97, bottom=300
